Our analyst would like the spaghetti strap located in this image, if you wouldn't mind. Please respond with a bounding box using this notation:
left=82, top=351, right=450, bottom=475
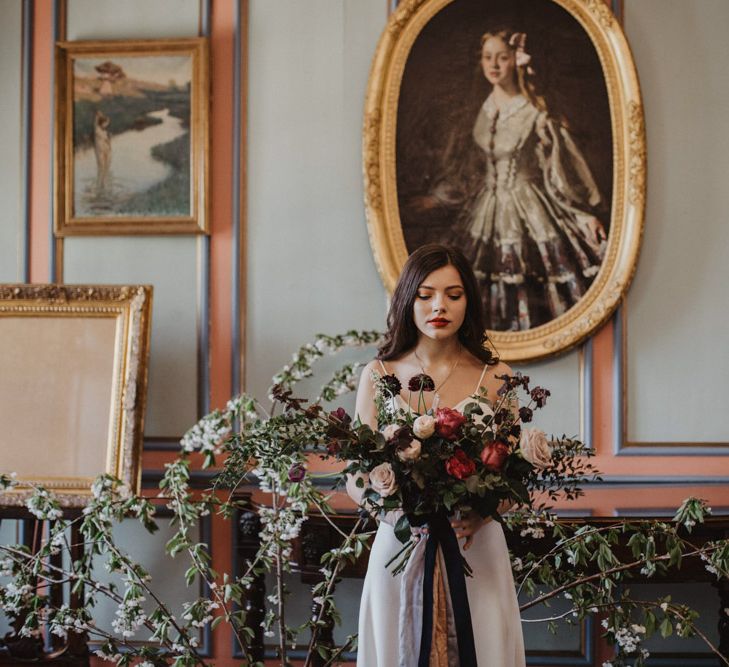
left=377, top=359, right=389, bottom=375
left=474, top=363, right=489, bottom=393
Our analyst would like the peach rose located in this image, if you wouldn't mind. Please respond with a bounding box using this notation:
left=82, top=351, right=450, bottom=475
left=412, top=414, right=436, bottom=439
left=520, top=428, right=552, bottom=469
left=369, top=462, right=398, bottom=497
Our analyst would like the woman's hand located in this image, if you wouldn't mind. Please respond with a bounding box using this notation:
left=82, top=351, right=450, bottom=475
left=451, top=500, right=516, bottom=550
left=450, top=510, right=491, bottom=551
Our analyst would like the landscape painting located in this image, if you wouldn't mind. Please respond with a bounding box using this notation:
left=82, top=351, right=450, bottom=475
left=55, top=39, right=209, bottom=235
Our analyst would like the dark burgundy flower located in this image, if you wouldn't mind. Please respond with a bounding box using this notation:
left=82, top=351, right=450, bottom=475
left=510, top=424, right=522, bottom=439
left=326, top=408, right=353, bottom=442
left=326, top=439, right=341, bottom=456
left=530, top=387, right=551, bottom=408
left=380, top=374, right=402, bottom=396
left=493, top=408, right=511, bottom=425
left=329, top=407, right=352, bottom=425
left=435, top=407, right=466, bottom=440
left=480, top=440, right=509, bottom=472
left=408, top=374, right=435, bottom=393
left=287, top=464, right=306, bottom=482
left=389, top=425, right=414, bottom=449
left=519, top=406, right=533, bottom=423
left=445, top=448, right=476, bottom=479
left=495, top=371, right=530, bottom=395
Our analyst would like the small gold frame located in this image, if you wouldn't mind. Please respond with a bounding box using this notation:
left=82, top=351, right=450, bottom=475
left=363, top=0, right=646, bottom=361
left=54, top=38, right=209, bottom=235
left=0, top=284, right=152, bottom=507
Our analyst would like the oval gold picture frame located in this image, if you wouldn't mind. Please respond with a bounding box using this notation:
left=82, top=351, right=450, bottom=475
left=363, top=0, right=645, bottom=362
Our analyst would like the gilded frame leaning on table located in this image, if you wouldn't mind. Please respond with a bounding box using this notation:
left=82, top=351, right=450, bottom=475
left=0, top=284, right=152, bottom=507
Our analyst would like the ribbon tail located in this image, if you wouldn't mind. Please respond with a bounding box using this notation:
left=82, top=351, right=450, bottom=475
left=399, top=536, right=427, bottom=667
left=440, top=521, right=478, bottom=666
left=417, top=516, right=478, bottom=667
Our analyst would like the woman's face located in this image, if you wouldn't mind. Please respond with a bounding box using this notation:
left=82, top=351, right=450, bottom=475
left=412, top=264, right=467, bottom=342
left=481, top=36, right=516, bottom=87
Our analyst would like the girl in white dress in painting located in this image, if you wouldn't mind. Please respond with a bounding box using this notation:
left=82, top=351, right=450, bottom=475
left=425, top=29, right=609, bottom=332
left=347, top=243, right=525, bottom=666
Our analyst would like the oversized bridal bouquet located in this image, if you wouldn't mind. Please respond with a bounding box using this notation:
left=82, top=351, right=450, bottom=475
left=327, top=368, right=598, bottom=572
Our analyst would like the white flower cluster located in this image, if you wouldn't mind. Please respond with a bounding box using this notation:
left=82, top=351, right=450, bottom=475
left=0, top=582, right=33, bottom=615
left=226, top=394, right=259, bottom=422
left=520, top=515, right=551, bottom=539
left=182, top=598, right=220, bottom=628
left=180, top=410, right=231, bottom=454
left=25, top=487, right=62, bottom=521
left=602, top=620, right=647, bottom=655
left=700, top=551, right=720, bottom=577
left=91, top=475, right=129, bottom=501
left=0, top=557, right=14, bottom=577
left=94, top=644, right=122, bottom=663
left=49, top=604, right=89, bottom=640
left=111, top=592, right=147, bottom=638
left=271, top=344, right=321, bottom=385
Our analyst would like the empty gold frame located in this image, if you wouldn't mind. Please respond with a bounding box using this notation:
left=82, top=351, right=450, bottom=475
left=363, top=0, right=646, bottom=361
left=0, top=284, right=152, bottom=507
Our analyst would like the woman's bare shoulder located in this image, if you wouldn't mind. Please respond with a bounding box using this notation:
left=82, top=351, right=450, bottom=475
left=490, top=359, right=513, bottom=376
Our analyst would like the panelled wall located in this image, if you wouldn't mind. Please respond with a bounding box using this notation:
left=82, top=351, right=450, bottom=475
left=1, top=0, right=728, bottom=665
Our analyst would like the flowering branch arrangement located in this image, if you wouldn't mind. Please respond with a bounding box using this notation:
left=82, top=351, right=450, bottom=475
left=0, top=330, right=728, bottom=666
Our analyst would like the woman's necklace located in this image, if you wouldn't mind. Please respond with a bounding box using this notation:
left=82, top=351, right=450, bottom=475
left=413, top=346, right=462, bottom=400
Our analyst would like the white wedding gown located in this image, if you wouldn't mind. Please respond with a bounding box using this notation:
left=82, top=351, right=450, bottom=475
left=353, top=363, right=526, bottom=666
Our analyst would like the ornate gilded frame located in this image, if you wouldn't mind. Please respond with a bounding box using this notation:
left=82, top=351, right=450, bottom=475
left=363, top=0, right=646, bottom=361
left=54, top=38, right=210, bottom=235
left=0, top=284, right=152, bottom=507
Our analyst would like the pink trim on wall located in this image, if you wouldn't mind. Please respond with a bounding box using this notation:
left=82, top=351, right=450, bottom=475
left=29, top=0, right=53, bottom=283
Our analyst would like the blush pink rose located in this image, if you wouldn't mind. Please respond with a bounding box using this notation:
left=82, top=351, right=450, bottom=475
left=520, top=428, right=552, bottom=469
left=369, top=462, right=398, bottom=497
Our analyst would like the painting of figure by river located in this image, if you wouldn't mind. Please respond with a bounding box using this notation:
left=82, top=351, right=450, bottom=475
left=72, top=54, right=192, bottom=219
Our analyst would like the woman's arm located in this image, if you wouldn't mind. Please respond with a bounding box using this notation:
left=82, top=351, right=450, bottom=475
left=346, top=361, right=407, bottom=527
left=344, top=360, right=378, bottom=507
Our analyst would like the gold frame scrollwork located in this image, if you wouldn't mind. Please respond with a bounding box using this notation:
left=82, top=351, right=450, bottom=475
left=363, top=0, right=646, bottom=362
left=0, top=284, right=152, bottom=508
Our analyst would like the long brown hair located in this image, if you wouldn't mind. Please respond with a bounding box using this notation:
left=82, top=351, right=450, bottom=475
left=377, top=244, right=498, bottom=365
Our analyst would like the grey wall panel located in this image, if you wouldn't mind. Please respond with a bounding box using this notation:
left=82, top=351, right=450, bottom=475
left=246, top=0, right=387, bottom=408
left=64, top=237, right=198, bottom=437
left=624, top=0, right=729, bottom=443
left=0, top=0, right=23, bottom=282
left=67, top=0, right=199, bottom=40
left=514, top=349, right=582, bottom=443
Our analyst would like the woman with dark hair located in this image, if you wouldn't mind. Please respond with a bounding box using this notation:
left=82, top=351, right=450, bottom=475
left=348, top=243, right=525, bottom=666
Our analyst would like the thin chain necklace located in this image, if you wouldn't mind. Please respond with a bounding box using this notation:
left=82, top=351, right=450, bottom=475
left=413, top=345, right=462, bottom=395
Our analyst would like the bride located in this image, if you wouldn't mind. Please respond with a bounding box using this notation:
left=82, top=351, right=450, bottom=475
left=347, top=243, right=526, bottom=666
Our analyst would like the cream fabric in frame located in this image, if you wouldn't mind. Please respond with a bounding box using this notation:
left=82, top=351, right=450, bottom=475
left=0, top=284, right=152, bottom=506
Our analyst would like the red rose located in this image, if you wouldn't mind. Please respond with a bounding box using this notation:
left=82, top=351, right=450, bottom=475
left=480, top=440, right=510, bottom=472
left=445, top=448, right=476, bottom=480
left=435, top=407, right=466, bottom=440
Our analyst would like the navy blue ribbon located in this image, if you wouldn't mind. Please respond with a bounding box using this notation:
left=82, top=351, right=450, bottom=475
left=417, top=513, right=477, bottom=666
